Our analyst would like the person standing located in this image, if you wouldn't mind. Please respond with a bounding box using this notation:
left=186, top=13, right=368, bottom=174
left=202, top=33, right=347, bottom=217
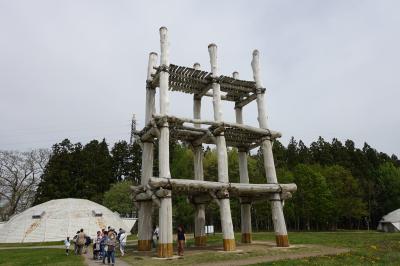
left=101, top=231, right=109, bottom=263
left=152, top=225, right=159, bottom=249
left=119, top=229, right=127, bottom=256
left=177, top=225, right=186, bottom=256
left=73, top=231, right=80, bottom=255
left=105, top=228, right=117, bottom=266
left=64, top=237, right=71, bottom=256
left=76, top=228, right=87, bottom=255
left=84, top=235, right=91, bottom=254
left=93, top=231, right=101, bottom=260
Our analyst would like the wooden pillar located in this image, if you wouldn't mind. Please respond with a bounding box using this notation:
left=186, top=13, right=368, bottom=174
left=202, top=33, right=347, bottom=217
left=233, top=71, right=252, bottom=244
left=138, top=52, right=158, bottom=251
left=251, top=50, right=289, bottom=247
left=208, top=44, right=236, bottom=251
left=157, top=27, right=173, bottom=257
left=193, top=63, right=207, bottom=246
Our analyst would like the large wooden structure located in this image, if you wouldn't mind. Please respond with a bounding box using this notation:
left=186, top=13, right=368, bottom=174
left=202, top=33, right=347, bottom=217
left=132, top=27, right=297, bottom=257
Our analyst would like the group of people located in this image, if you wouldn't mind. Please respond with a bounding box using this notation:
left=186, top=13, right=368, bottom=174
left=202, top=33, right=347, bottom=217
left=63, top=228, right=91, bottom=256
left=64, top=227, right=127, bottom=266
left=63, top=224, right=186, bottom=263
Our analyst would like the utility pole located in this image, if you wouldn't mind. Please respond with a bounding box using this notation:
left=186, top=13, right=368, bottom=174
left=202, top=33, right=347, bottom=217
left=130, top=114, right=137, bottom=146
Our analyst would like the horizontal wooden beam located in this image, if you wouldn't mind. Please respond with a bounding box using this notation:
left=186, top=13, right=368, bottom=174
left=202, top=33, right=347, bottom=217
left=152, top=115, right=282, bottom=139
left=148, top=177, right=297, bottom=194
left=235, top=93, right=257, bottom=108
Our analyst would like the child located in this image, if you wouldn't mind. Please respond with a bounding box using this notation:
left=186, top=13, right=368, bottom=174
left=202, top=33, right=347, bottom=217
left=64, top=237, right=71, bottom=256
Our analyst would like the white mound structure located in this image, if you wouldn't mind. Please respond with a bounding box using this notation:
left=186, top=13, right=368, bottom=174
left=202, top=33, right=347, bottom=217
left=377, top=209, right=400, bottom=233
left=0, top=198, right=136, bottom=243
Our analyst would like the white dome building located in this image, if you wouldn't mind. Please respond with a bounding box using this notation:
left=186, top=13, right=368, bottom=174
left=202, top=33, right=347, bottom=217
left=377, top=209, right=400, bottom=233
left=0, top=198, right=136, bottom=243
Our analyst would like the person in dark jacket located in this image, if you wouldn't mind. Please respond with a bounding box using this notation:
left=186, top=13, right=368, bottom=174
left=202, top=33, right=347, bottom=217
left=177, top=225, right=186, bottom=256
left=84, top=235, right=91, bottom=254
left=100, top=231, right=108, bottom=262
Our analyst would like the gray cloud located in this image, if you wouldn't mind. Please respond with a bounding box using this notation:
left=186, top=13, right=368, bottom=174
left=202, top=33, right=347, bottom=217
left=0, top=0, right=399, bottom=155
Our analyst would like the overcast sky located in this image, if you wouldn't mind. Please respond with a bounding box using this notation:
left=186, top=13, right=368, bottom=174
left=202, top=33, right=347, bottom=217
left=0, top=0, right=399, bottom=156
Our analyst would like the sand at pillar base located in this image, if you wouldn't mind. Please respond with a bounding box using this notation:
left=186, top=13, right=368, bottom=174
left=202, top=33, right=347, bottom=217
left=223, top=239, right=236, bottom=251
left=137, top=240, right=152, bottom=251
left=195, top=236, right=207, bottom=246
left=158, top=243, right=173, bottom=257
left=241, top=233, right=252, bottom=243
left=275, top=235, right=289, bottom=247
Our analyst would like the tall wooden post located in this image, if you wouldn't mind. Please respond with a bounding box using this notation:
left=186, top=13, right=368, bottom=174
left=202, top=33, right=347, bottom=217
left=138, top=52, right=158, bottom=251
left=193, top=63, right=207, bottom=246
left=208, top=44, right=236, bottom=251
left=233, top=71, right=252, bottom=244
left=251, top=50, right=289, bottom=247
left=158, top=27, right=173, bottom=257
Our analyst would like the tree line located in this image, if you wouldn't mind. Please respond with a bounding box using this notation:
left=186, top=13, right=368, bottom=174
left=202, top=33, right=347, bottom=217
left=4, top=136, right=398, bottom=232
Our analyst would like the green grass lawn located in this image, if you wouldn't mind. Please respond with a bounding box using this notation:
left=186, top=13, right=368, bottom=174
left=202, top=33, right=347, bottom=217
left=0, top=248, right=84, bottom=266
left=1, top=231, right=398, bottom=265
left=251, top=231, right=400, bottom=265
left=0, top=241, right=63, bottom=248
left=121, top=231, right=400, bottom=266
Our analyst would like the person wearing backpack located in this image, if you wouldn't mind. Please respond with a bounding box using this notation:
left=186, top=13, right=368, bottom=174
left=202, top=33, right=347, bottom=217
left=84, top=235, right=91, bottom=254
left=73, top=231, right=79, bottom=255
left=76, top=228, right=87, bottom=255
left=117, top=228, right=122, bottom=242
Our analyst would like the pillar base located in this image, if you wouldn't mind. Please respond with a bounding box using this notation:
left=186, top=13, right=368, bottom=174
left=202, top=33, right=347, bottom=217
left=138, top=239, right=152, bottom=251
left=158, top=243, right=173, bottom=257
left=275, top=235, right=289, bottom=247
left=223, top=239, right=236, bottom=251
left=195, top=236, right=207, bottom=246
left=241, top=233, right=252, bottom=243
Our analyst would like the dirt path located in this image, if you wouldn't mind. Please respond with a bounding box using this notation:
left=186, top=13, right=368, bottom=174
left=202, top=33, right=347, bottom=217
left=83, top=249, right=130, bottom=266
left=197, top=245, right=350, bottom=266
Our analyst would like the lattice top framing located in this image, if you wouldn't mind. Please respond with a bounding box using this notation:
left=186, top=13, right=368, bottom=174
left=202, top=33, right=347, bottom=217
left=150, top=64, right=262, bottom=108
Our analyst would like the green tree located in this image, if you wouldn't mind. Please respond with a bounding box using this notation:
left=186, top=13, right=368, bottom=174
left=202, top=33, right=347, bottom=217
left=321, top=165, right=367, bottom=229
left=377, top=162, right=400, bottom=216
left=79, top=139, right=113, bottom=203
left=286, top=137, right=299, bottom=169
left=103, top=181, right=134, bottom=216
left=292, top=164, right=333, bottom=230
left=35, top=139, right=114, bottom=204
left=111, top=141, right=142, bottom=184
left=34, top=139, right=82, bottom=204
left=170, top=143, right=193, bottom=179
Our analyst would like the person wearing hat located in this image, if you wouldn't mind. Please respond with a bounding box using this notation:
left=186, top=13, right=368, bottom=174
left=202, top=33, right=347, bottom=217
left=104, top=228, right=117, bottom=266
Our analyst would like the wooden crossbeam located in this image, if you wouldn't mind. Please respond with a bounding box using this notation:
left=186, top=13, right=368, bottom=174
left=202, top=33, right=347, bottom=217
left=235, top=93, right=258, bottom=108
left=147, top=177, right=297, bottom=194
left=152, top=115, right=282, bottom=138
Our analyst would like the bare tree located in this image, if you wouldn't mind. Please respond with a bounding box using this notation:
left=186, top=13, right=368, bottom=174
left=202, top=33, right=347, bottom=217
left=0, top=149, right=50, bottom=221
